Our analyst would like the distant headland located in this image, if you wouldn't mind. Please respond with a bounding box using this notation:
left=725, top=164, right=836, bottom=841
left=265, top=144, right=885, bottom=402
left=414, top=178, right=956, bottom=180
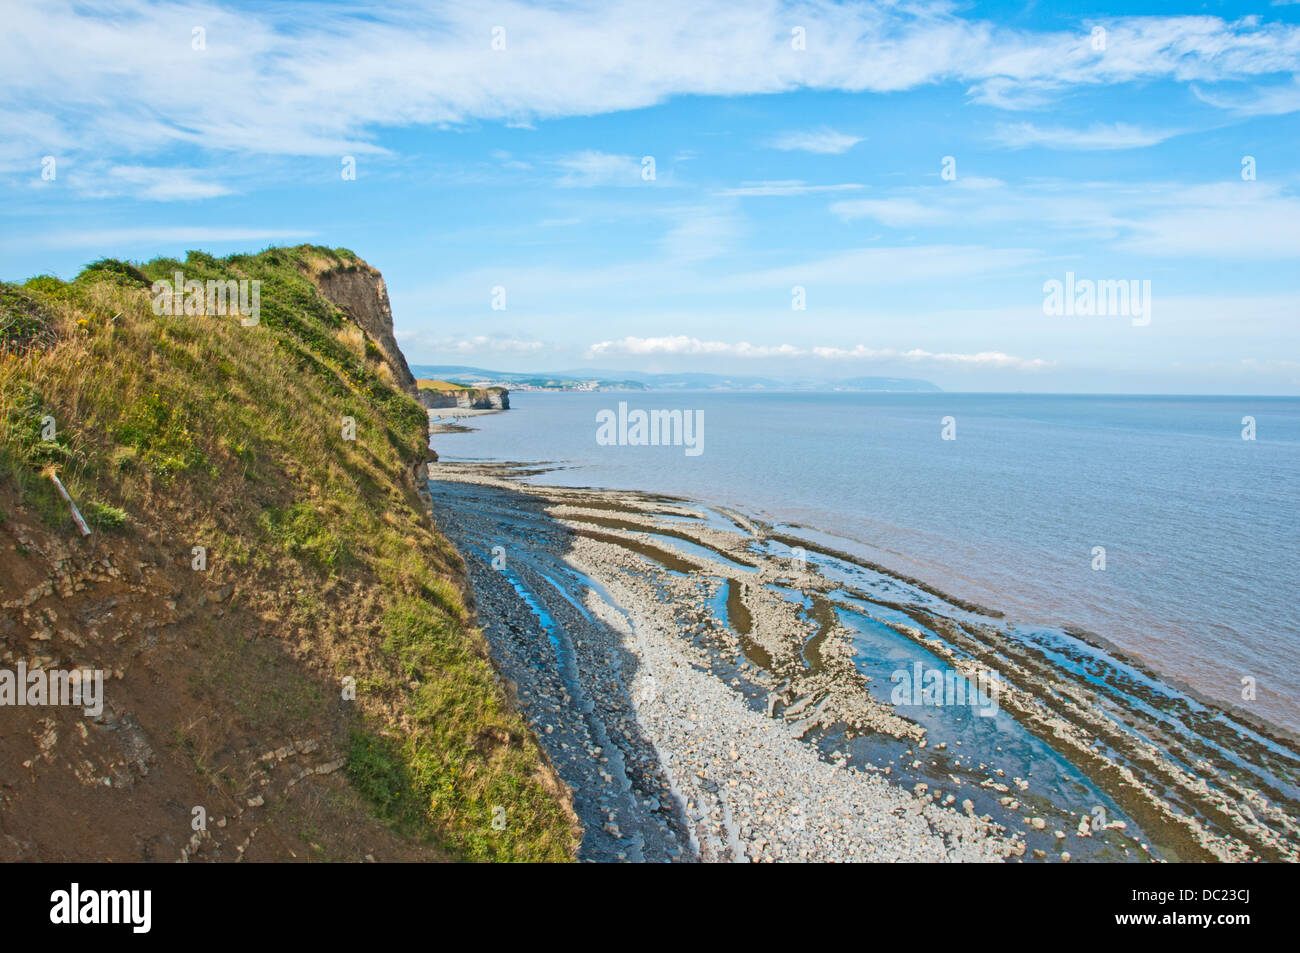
left=408, top=364, right=940, bottom=393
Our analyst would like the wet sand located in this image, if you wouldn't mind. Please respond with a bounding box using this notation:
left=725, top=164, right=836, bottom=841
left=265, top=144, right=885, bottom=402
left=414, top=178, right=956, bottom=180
left=428, top=460, right=1300, bottom=863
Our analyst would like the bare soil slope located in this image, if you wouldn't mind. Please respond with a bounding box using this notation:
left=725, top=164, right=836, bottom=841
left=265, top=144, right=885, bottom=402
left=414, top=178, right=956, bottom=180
left=0, top=247, right=577, bottom=862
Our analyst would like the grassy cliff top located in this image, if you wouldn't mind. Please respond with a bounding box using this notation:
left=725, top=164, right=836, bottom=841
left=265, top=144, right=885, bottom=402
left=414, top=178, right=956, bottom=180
left=0, top=245, right=575, bottom=861
left=416, top=378, right=509, bottom=393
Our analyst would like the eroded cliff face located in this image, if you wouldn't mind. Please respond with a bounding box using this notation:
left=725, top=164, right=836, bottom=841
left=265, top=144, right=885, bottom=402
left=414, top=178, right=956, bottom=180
left=316, top=263, right=419, bottom=399
left=419, top=388, right=510, bottom=411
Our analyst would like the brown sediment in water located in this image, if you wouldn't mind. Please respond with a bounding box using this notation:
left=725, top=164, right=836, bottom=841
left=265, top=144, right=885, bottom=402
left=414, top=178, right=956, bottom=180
left=765, top=530, right=1006, bottom=619
left=1057, top=624, right=1300, bottom=753
left=880, top=610, right=1300, bottom=862
left=738, top=633, right=774, bottom=671
left=557, top=509, right=762, bottom=569
left=695, top=519, right=1298, bottom=860
left=725, top=579, right=752, bottom=636
left=777, top=538, right=1300, bottom=858
left=784, top=527, right=1300, bottom=759
left=430, top=459, right=1300, bottom=863
left=553, top=497, right=693, bottom=518
left=801, top=594, right=838, bottom=674
left=571, top=528, right=700, bottom=575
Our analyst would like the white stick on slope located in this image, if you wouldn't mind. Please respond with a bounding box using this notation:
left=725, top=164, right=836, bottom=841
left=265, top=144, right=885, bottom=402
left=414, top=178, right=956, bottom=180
left=46, top=469, right=92, bottom=536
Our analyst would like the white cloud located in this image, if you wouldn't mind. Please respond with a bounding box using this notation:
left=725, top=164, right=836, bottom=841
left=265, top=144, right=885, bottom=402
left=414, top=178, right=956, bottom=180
left=410, top=335, right=548, bottom=354
left=1116, top=183, right=1300, bottom=258
left=730, top=245, right=1044, bottom=288
left=811, top=345, right=1052, bottom=370
left=992, top=121, right=1180, bottom=150
left=14, top=226, right=315, bottom=250
left=966, top=77, right=1058, bottom=111
left=719, top=180, right=864, bottom=197
left=1191, top=79, right=1300, bottom=116
left=952, top=176, right=1006, bottom=190
left=768, top=128, right=863, bottom=154
left=555, top=150, right=646, bottom=187
left=658, top=207, right=741, bottom=261
left=828, top=197, right=946, bottom=226
left=587, top=336, right=803, bottom=358
left=97, top=165, right=232, bottom=201
left=823, top=178, right=1300, bottom=259
left=8, top=154, right=234, bottom=201
left=5, top=2, right=1298, bottom=162
left=586, top=336, right=1050, bottom=370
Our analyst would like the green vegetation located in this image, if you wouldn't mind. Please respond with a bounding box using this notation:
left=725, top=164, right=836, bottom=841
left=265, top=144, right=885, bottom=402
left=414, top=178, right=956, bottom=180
left=415, top=378, right=508, bottom=395
left=0, top=244, right=575, bottom=861
left=0, top=285, right=59, bottom=353
left=259, top=502, right=348, bottom=570
left=415, top=378, right=467, bottom=392
left=84, top=500, right=128, bottom=529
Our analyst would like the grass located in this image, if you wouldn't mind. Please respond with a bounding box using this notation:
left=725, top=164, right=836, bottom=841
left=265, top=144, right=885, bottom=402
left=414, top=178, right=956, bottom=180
left=416, top=378, right=507, bottom=394
left=259, top=502, right=349, bottom=570
left=0, top=244, right=576, bottom=862
left=84, top=500, right=128, bottom=529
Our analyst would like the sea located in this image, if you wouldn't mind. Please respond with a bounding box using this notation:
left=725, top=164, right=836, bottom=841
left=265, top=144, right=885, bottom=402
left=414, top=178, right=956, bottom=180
left=433, top=391, right=1300, bottom=733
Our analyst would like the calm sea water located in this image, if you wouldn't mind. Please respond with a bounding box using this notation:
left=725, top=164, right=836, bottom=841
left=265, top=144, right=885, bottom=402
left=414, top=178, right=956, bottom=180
left=434, top=392, right=1300, bottom=731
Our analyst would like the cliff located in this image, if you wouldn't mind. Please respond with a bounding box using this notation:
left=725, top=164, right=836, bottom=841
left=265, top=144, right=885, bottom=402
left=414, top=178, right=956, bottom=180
left=416, top=380, right=510, bottom=411
left=0, top=246, right=576, bottom=861
left=315, top=261, right=419, bottom=399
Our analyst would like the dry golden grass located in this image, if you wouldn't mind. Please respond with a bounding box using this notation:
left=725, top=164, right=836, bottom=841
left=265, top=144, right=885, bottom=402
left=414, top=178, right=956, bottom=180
left=0, top=247, right=578, bottom=861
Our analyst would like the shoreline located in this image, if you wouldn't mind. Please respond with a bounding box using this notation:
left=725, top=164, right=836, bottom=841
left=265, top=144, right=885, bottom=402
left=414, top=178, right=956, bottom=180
left=428, top=459, right=1300, bottom=863
left=427, top=407, right=507, bottom=435
left=766, top=523, right=1300, bottom=754
left=425, top=393, right=1300, bottom=737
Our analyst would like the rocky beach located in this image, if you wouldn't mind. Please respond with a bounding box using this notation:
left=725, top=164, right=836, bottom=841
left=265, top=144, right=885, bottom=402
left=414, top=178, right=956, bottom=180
left=427, top=453, right=1300, bottom=864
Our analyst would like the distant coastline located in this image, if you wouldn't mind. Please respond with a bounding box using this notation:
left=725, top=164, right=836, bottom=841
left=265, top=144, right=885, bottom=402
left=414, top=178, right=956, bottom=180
left=410, top=364, right=940, bottom=394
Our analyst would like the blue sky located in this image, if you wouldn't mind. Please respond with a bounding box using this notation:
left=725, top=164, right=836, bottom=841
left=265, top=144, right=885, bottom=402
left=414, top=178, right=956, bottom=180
left=3, top=0, right=1299, bottom=392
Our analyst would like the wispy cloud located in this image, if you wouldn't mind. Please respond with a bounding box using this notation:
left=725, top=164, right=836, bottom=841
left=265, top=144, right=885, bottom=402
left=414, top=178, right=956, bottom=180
left=768, top=128, right=863, bottom=154
left=828, top=197, right=945, bottom=226
left=15, top=226, right=315, bottom=250
left=587, top=336, right=1051, bottom=370
left=729, top=245, right=1044, bottom=288
left=587, top=336, right=803, bottom=359
left=8, top=2, right=1299, bottom=164
left=1191, top=79, right=1300, bottom=116
left=91, top=165, right=233, bottom=201
left=825, top=178, right=1300, bottom=259
left=555, top=151, right=647, bottom=187
left=812, top=346, right=1052, bottom=371
left=1116, top=183, right=1300, bottom=258
left=658, top=207, right=741, bottom=262
left=992, top=122, right=1180, bottom=150
left=400, top=334, right=548, bottom=354
left=719, top=181, right=864, bottom=197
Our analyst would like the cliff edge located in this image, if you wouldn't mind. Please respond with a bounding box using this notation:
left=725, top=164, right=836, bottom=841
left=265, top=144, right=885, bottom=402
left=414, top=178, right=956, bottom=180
left=314, top=260, right=419, bottom=399
left=0, top=246, right=576, bottom=862
left=416, top=379, right=510, bottom=411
